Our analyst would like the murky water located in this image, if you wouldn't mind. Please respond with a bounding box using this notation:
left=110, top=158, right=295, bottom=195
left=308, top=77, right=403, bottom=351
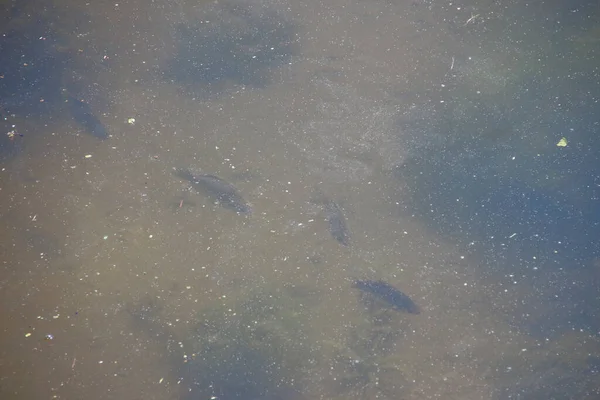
left=1, top=0, right=599, bottom=399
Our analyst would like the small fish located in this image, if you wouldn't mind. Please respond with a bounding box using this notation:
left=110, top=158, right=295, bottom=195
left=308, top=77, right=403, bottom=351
left=324, top=201, right=350, bottom=246
left=352, top=280, right=420, bottom=314
left=68, top=96, right=108, bottom=140
left=311, top=189, right=350, bottom=246
left=174, top=168, right=251, bottom=214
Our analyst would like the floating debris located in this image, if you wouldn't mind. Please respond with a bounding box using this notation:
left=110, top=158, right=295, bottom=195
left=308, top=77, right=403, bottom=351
left=353, top=280, right=420, bottom=314
left=556, top=137, right=568, bottom=147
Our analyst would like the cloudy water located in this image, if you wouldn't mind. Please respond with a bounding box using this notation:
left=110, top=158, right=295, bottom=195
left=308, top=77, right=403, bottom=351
left=1, top=0, right=599, bottom=399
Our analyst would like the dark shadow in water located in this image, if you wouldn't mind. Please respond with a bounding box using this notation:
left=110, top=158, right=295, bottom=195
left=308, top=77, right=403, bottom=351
left=0, top=1, right=112, bottom=154
left=0, top=15, right=69, bottom=117
left=125, top=287, right=314, bottom=400
left=164, top=2, right=295, bottom=98
left=181, top=337, right=299, bottom=400
left=178, top=291, right=312, bottom=400
left=392, top=50, right=600, bottom=341
left=393, top=66, right=600, bottom=395
left=0, top=16, right=67, bottom=159
left=395, top=83, right=600, bottom=323
left=326, top=306, right=412, bottom=399
left=395, top=135, right=598, bottom=260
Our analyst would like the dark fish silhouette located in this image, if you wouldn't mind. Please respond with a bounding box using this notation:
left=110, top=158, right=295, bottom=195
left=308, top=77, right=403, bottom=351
left=174, top=169, right=251, bottom=214
left=68, top=96, right=108, bottom=140
left=353, top=280, right=420, bottom=314
left=324, top=200, right=350, bottom=246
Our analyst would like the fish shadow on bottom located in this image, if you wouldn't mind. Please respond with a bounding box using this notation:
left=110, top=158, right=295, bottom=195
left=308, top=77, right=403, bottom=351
left=67, top=96, right=108, bottom=140
left=352, top=280, right=421, bottom=315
